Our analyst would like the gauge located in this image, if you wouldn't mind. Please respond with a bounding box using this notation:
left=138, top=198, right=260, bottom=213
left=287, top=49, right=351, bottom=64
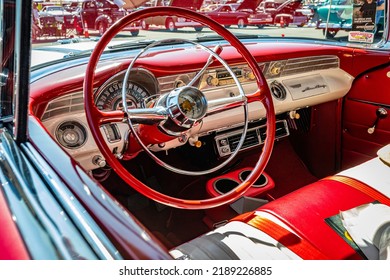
left=177, top=87, right=207, bottom=120
left=95, top=80, right=150, bottom=111
left=56, top=121, right=87, bottom=149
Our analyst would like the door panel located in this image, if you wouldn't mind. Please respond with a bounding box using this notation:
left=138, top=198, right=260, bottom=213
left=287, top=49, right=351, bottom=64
left=342, top=65, right=390, bottom=169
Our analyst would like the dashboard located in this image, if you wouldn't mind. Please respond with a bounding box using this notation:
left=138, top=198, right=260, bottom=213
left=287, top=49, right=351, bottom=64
left=39, top=53, right=353, bottom=171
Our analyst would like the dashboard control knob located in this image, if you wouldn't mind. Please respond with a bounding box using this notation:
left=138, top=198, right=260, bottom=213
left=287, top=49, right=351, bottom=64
left=270, top=66, right=281, bottom=76
left=289, top=110, right=300, bottom=119
left=246, top=71, right=255, bottom=80
left=93, top=156, right=106, bottom=168
left=207, top=76, right=219, bottom=86
left=189, top=137, right=202, bottom=148
left=194, top=140, right=202, bottom=148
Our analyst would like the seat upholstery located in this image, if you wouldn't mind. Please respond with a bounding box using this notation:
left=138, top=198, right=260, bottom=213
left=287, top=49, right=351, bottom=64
left=171, top=157, right=390, bottom=260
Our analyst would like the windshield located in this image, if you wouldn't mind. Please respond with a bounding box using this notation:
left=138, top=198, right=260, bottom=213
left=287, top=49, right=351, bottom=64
left=29, top=0, right=388, bottom=69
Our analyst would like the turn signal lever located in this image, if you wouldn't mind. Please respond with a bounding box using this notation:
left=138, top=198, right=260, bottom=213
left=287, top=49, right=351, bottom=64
left=367, top=107, right=388, bottom=134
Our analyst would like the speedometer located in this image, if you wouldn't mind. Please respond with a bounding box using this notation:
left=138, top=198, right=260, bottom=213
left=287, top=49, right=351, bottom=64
left=95, top=80, right=150, bottom=111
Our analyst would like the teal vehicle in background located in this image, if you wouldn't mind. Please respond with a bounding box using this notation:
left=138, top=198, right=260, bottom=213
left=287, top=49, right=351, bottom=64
left=314, top=0, right=384, bottom=38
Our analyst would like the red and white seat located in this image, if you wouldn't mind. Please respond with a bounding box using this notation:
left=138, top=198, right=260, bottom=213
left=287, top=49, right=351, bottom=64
left=171, top=151, right=390, bottom=260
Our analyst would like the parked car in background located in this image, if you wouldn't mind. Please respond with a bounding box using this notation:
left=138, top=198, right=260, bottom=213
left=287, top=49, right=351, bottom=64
left=38, top=5, right=78, bottom=37
left=78, top=0, right=140, bottom=36
left=140, top=0, right=204, bottom=31
left=39, top=5, right=74, bottom=18
left=315, top=0, right=384, bottom=38
left=64, top=1, right=81, bottom=13
left=201, top=0, right=261, bottom=28
left=248, top=0, right=309, bottom=28
left=315, top=0, right=353, bottom=37
left=256, top=0, right=278, bottom=13
left=296, top=4, right=314, bottom=18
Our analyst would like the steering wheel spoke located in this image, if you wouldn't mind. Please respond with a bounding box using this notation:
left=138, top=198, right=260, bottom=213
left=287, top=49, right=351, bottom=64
left=206, top=95, right=247, bottom=116
left=127, top=107, right=168, bottom=125
left=96, top=110, right=126, bottom=125
left=187, top=45, right=223, bottom=87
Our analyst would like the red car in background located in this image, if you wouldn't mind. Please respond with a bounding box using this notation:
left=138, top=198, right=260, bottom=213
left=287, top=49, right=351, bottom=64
left=78, top=0, right=141, bottom=36
left=140, top=0, right=204, bottom=31
left=248, top=0, right=309, bottom=28
left=201, top=0, right=261, bottom=28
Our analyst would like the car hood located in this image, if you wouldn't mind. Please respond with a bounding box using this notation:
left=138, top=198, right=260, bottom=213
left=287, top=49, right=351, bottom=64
left=123, top=0, right=151, bottom=9
left=31, top=39, right=115, bottom=67
left=276, top=0, right=303, bottom=12
left=40, top=10, right=73, bottom=15
left=235, top=0, right=263, bottom=11
left=170, top=0, right=204, bottom=10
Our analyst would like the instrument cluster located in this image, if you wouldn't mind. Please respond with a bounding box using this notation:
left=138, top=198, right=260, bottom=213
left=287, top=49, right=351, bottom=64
left=95, top=68, right=159, bottom=111
left=43, top=55, right=347, bottom=171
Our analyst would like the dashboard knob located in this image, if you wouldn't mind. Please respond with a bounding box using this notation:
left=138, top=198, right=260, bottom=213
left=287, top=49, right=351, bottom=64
left=189, top=137, right=202, bottom=148
left=271, top=67, right=280, bottom=75
left=193, top=140, right=202, bottom=148
left=246, top=71, right=255, bottom=80
left=207, top=76, right=219, bottom=86
left=289, top=110, right=300, bottom=119
left=93, top=156, right=106, bottom=168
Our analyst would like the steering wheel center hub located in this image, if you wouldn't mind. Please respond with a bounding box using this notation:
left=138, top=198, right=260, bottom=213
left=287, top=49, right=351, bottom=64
left=165, top=86, right=207, bottom=128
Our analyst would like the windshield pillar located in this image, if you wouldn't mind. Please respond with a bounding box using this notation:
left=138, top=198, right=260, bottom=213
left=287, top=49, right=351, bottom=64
left=0, top=0, right=32, bottom=143
left=14, top=0, right=33, bottom=143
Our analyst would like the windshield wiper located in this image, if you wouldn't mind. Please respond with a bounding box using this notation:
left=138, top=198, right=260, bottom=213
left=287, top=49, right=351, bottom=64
left=63, top=34, right=268, bottom=59
left=107, top=39, right=190, bottom=50
left=108, top=34, right=268, bottom=50
left=64, top=34, right=269, bottom=58
left=196, top=33, right=268, bottom=42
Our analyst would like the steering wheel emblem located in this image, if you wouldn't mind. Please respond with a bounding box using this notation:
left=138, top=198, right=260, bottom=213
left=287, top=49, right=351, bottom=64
left=165, top=86, right=207, bottom=128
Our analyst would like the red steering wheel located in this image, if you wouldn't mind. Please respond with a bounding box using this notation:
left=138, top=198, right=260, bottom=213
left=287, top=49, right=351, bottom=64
left=84, top=7, right=276, bottom=209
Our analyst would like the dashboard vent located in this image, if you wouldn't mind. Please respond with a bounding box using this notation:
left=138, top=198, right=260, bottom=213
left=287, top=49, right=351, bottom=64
left=281, top=55, right=339, bottom=77
left=215, top=120, right=289, bottom=157
left=228, top=129, right=260, bottom=151
left=270, top=81, right=286, bottom=100
left=42, top=92, right=84, bottom=121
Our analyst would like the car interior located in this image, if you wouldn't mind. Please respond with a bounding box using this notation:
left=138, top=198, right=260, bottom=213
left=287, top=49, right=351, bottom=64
left=1, top=0, right=390, bottom=260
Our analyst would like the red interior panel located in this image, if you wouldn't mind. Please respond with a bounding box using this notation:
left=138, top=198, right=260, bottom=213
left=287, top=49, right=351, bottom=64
left=342, top=64, right=390, bottom=169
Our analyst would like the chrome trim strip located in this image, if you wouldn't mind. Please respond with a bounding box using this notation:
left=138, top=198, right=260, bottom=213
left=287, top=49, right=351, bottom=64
left=22, top=142, right=121, bottom=259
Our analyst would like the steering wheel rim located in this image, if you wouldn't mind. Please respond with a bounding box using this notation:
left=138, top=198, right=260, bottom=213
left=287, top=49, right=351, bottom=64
left=84, top=7, right=276, bottom=210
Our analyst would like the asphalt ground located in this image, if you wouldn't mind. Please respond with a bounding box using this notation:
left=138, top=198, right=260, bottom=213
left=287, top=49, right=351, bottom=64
left=32, top=24, right=352, bottom=48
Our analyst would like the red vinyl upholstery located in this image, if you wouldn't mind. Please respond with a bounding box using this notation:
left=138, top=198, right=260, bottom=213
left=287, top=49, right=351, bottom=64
left=248, top=177, right=388, bottom=259
left=172, top=157, right=390, bottom=260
